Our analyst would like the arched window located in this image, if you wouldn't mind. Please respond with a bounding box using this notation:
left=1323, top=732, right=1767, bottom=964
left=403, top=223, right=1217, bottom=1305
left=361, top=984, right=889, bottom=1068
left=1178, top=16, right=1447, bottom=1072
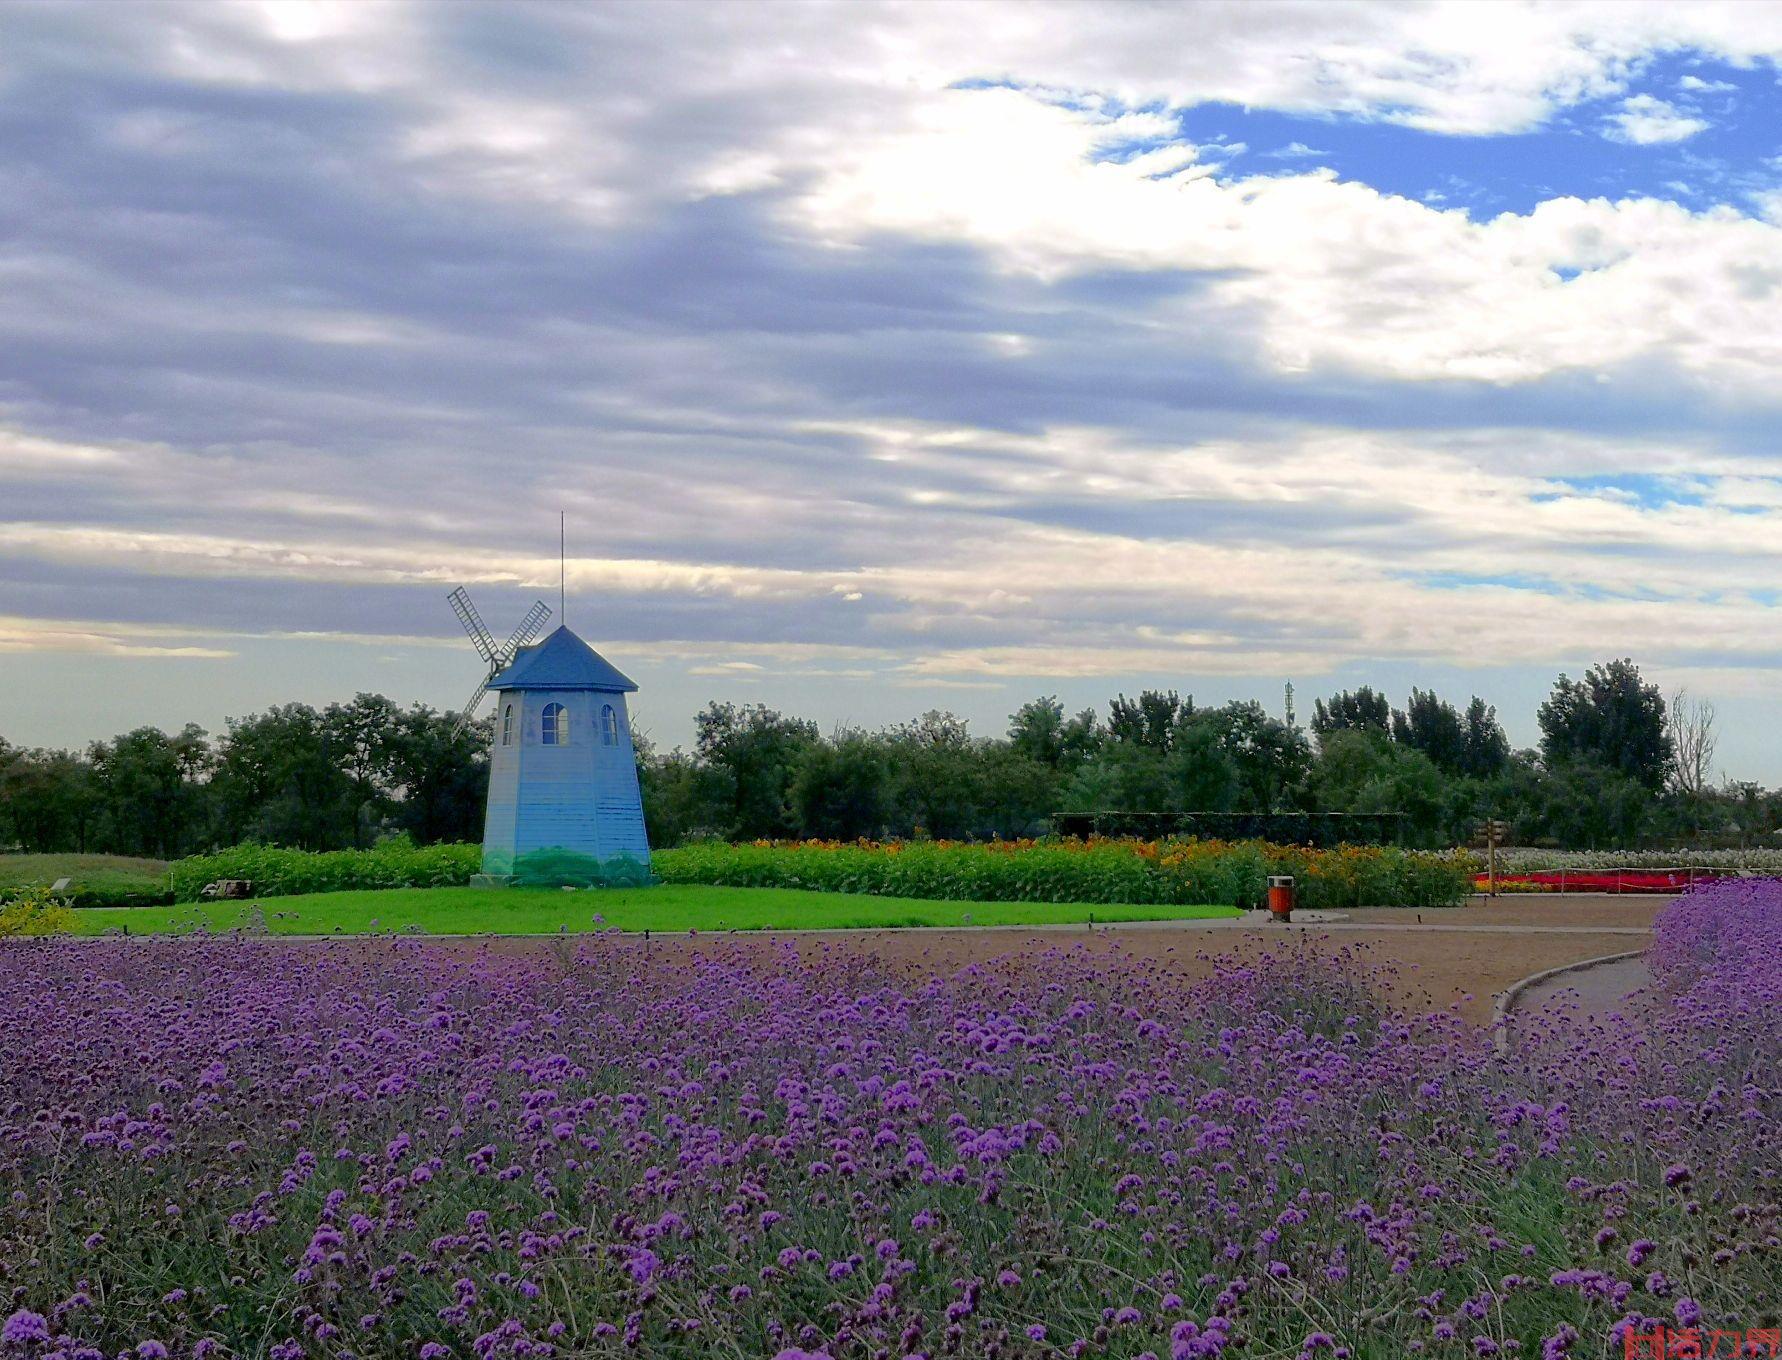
left=601, top=704, right=619, bottom=746
left=541, top=702, right=567, bottom=746
left=501, top=704, right=514, bottom=746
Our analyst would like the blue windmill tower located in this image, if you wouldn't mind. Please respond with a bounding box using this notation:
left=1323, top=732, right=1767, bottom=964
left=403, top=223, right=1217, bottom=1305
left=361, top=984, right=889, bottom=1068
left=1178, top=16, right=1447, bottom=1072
left=448, top=585, right=651, bottom=884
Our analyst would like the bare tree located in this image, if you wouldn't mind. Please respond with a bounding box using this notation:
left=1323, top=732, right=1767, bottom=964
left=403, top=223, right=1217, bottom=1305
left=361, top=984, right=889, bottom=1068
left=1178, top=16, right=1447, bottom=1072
left=1667, top=688, right=1717, bottom=798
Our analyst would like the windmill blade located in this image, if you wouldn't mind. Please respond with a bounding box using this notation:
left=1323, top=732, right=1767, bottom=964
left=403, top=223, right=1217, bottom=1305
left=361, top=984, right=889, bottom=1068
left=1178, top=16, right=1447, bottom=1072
left=447, top=587, right=499, bottom=665
left=502, top=600, right=552, bottom=661
left=451, top=678, right=492, bottom=738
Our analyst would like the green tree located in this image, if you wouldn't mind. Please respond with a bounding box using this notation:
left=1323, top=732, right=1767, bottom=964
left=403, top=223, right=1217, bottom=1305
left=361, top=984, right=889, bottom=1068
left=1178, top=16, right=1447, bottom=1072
left=791, top=732, right=890, bottom=840
left=1167, top=720, right=1238, bottom=811
left=324, top=693, right=402, bottom=847
left=1460, top=696, right=1511, bottom=777
left=638, top=745, right=733, bottom=847
left=1391, top=689, right=1466, bottom=772
left=694, top=702, right=818, bottom=839
left=0, top=743, right=99, bottom=852
left=1310, top=729, right=1445, bottom=845
left=1187, top=701, right=1311, bottom=812
left=382, top=703, right=488, bottom=845
left=1516, top=757, right=1656, bottom=848
left=1311, top=687, right=1391, bottom=739
left=971, top=745, right=1058, bottom=837
left=1538, top=659, right=1672, bottom=792
left=1107, top=690, right=1186, bottom=751
left=212, top=705, right=356, bottom=849
left=1008, top=696, right=1066, bottom=767
left=1059, top=707, right=1103, bottom=770
left=885, top=711, right=981, bottom=838
left=88, top=725, right=211, bottom=858
left=1058, top=743, right=1176, bottom=816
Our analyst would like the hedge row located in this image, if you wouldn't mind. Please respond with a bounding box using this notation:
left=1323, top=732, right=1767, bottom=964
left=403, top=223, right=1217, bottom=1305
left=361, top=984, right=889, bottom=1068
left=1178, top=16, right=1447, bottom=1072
left=170, top=840, right=481, bottom=902
left=166, top=837, right=1476, bottom=908
left=652, top=838, right=1476, bottom=909
left=0, top=883, right=174, bottom=909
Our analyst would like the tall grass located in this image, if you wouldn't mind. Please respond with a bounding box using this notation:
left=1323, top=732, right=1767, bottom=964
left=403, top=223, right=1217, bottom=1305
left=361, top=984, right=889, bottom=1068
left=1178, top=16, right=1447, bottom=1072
left=166, top=837, right=1474, bottom=907
left=654, top=837, right=1475, bottom=908
left=169, top=839, right=481, bottom=901
left=0, top=853, right=172, bottom=908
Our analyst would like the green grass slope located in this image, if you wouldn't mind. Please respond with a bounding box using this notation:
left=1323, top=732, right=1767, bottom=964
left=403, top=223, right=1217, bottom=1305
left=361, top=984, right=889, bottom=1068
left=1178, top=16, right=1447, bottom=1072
left=2, top=853, right=173, bottom=907
left=71, top=884, right=1239, bottom=937
left=1, top=853, right=169, bottom=887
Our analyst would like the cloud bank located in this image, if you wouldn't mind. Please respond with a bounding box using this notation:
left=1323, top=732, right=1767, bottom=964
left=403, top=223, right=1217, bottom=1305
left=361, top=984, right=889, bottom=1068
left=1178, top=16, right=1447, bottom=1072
left=3, top=0, right=1782, bottom=754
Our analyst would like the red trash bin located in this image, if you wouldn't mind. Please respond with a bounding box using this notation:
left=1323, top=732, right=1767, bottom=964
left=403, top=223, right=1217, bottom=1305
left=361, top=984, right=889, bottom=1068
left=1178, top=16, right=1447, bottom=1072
left=1267, top=874, right=1295, bottom=922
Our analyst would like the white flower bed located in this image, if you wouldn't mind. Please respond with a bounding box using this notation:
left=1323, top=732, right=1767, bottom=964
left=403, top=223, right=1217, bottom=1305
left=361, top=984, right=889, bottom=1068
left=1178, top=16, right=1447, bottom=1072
left=1491, top=847, right=1782, bottom=873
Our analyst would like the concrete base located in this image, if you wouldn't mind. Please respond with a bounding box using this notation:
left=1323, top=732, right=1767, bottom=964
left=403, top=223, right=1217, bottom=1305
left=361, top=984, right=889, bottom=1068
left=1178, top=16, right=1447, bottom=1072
left=468, top=873, right=515, bottom=889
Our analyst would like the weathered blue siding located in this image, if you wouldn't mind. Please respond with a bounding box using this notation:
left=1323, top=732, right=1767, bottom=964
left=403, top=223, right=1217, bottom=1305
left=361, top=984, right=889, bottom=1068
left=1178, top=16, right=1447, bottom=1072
left=481, top=687, right=650, bottom=876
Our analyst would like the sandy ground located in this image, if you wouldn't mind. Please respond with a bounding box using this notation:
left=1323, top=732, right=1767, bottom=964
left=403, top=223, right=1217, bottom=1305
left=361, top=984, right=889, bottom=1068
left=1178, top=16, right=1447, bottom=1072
left=417, top=893, right=1672, bottom=1028
left=1348, top=894, right=1668, bottom=930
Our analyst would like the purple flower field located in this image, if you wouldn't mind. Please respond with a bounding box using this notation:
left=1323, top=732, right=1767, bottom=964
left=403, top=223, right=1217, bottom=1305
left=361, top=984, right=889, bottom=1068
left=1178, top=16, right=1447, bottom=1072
left=2, top=885, right=1778, bottom=1359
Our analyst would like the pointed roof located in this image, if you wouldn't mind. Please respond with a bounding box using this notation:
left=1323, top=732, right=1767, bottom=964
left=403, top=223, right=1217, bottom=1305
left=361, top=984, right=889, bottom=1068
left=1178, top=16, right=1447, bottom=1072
left=489, top=625, right=637, bottom=692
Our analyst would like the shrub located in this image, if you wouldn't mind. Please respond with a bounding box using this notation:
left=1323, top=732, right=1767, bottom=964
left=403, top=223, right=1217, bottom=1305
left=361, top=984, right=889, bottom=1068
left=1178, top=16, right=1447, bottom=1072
left=169, top=839, right=481, bottom=901
left=0, top=886, right=75, bottom=937
left=167, top=837, right=1474, bottom=907
left=0, top=882, right=173, bottom=909
left=510, top=847, right=654, bottom=888
left=653, top=837, right=1475, bottom=908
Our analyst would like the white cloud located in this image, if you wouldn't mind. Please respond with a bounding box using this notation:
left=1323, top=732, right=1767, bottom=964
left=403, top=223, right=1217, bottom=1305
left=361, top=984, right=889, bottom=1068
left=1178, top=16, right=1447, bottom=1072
left=0, top=616, right=234, bottom=659
left=795, top=85, right=1782, bottom=387
left=11, top=418, right=1782, bottom=685
left=6, top=1, right=1782, bottom=753
left=1604, top=94, right=1710, bottom=144
left=30, top=0, right=1780, bottom=228
left=1265, top=142, right=1329, bottom=159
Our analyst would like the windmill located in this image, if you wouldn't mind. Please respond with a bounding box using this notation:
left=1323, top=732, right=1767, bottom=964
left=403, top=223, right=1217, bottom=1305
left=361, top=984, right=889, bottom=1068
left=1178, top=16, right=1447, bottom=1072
left=447, top=587, right=552, bottom=736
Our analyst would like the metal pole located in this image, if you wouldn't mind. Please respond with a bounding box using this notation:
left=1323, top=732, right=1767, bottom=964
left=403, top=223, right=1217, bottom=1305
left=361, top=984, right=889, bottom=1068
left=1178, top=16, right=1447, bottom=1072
left=559, top=510, right=566, bottom=623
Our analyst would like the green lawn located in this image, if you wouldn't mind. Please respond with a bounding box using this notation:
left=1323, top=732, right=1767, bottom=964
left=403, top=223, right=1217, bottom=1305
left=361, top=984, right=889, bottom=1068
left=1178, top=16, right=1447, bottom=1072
left=70, top=884, right=1240, bottom=936
left=1, top=853, right=168, bottom=891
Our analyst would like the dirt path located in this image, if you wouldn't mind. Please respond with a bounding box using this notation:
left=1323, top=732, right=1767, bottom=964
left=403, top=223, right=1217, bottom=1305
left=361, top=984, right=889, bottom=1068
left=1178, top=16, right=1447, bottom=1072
left=1347, top=894, right=1669, bottom=930
left=63, top=893, right=1673, bottom=1031
left=420, top=896, right=1671, bottom=1028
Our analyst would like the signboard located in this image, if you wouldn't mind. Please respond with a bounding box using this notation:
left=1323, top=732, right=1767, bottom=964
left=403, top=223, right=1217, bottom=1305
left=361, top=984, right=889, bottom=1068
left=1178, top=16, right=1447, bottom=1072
left=1476, top=820, right=1510, bottom=895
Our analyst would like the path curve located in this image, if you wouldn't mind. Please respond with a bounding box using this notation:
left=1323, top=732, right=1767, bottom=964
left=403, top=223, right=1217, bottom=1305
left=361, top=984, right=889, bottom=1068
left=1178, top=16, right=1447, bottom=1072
left=1493, top=949, right=1651, bottom=1050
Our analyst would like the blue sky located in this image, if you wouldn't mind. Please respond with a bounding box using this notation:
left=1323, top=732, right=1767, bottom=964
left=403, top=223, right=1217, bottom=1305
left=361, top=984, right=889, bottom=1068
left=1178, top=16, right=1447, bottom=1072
left=3, top=1, right=1782, bottom=776
left=1173, top=53, right=1782, bottom=217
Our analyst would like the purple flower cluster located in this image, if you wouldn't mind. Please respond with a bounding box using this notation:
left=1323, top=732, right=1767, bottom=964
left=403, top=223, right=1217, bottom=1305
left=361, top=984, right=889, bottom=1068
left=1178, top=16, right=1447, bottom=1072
left=0, top=883, right=1776, bottom=1357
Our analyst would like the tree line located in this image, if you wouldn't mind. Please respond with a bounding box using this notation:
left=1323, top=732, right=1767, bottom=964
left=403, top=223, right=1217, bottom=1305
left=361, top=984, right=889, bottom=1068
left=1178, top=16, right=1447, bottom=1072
left=0, top=696, right=486, bottom=859
left=1, top=658, right=1773, bottom=858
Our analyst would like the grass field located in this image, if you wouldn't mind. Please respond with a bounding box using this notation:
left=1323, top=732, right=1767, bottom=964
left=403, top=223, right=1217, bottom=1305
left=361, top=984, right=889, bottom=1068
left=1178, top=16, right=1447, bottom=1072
left=0, top=852, right=168, bottom=890
left=69, top=884, right=1241, bottom=936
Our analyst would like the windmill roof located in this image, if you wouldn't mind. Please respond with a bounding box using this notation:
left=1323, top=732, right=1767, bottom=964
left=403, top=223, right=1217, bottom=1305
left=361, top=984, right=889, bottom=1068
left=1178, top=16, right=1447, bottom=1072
left=489, top=625, right=638, bottom=692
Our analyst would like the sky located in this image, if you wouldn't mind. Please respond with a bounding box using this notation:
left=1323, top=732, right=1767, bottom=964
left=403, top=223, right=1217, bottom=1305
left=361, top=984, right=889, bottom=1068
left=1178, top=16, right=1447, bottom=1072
left=4, top=0, right=1782, bottom=775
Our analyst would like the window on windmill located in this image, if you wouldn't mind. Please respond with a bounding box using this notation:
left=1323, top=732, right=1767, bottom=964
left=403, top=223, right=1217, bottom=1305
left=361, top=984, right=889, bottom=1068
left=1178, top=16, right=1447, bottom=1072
left=542, top=702, right=567, bottom=746
left=601, top=704, right=619, bottom=746
left=501, top=704, right=514, bottom=746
